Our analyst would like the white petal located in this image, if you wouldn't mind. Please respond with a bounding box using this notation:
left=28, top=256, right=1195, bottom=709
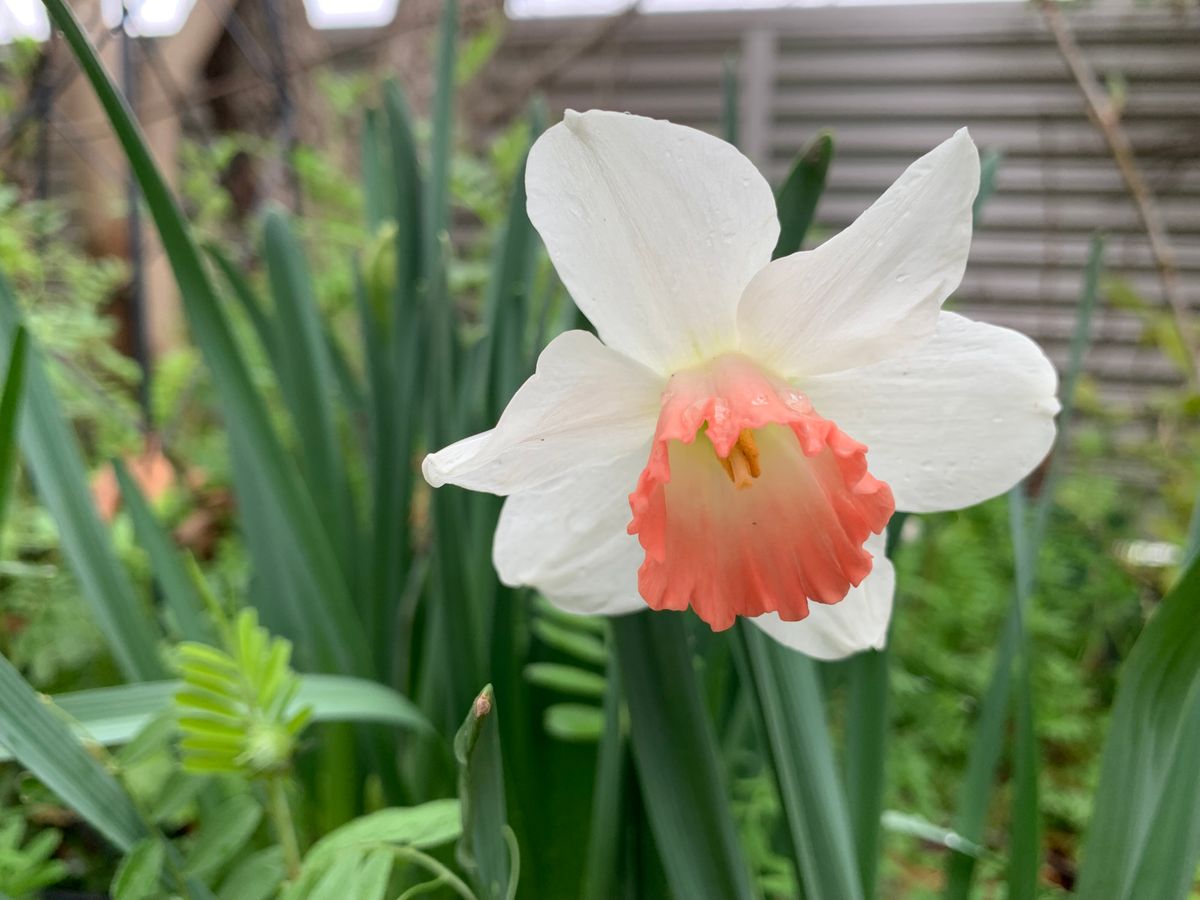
left=493, top=448, right=647, bottom=616
left=736, top=129, right=979, bottom=377
left=422, top=330, right=662, bottom=494
left=751, top=533, right=895, bottom=660
left=805, top=312, right=1059, bottom=513
left=526, top=110, right=779, bottom=374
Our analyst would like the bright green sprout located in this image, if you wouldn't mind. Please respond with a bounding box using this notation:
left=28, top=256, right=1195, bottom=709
left=0, top=813, right=68, bottom=898
left=173, top=608, right=312, bottom=777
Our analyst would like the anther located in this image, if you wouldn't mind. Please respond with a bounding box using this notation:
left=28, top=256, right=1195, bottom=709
left=717, top=429, right=761, bottom=489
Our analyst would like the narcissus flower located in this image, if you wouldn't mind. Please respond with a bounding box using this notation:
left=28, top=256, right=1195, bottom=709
left=424, top=110, right=1059, bottom=660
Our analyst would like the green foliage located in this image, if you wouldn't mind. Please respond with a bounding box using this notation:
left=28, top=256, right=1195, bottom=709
left=455, top=686, right=517, bottom=899
left=283, top=799, right=463, bottom=900
left=0, top=812, right=67, bottom=898
left=1075, top=553, right=1200, bottom=898
left=111, top=837, right=166, bottom=900
left=174, top=608, right=312, bottom=777
left=8, top=3, right=1199, bottom=899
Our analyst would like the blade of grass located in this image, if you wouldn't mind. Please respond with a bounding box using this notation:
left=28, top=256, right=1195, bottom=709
left=581, top=658, right=626, bottom=900
left=475, top=122, right=541, bottom=423
left=972, top=150, right=1003, bottom=227
left=944, top=234, right=1103, bottom=898
left=1075, top=554, right=1200, bottom=899
left=841, top=646, right=889, bottom=897
left=205, top=243, right=282, bottom=374
left=455, top=686, right=514, bottom=900
left=41, top=0, right=369, bottom=677
left=361, top=107, right=386, bottom=232
left=0, top=650, right=146, bottom=850
left=739, top=623, right=864, bottom=900
left=0, top=325, right=27, bottom=540
left=419, top=0, right=488, bottom=736
left=361, top=84, right=425, bottom=677
left=0, top=274, right=165, bottom=681
left=425, top=0, right=457, bottom=263
left=774, top=132, right=834, bottom=258
left=1005, top=489, right=1041, bottom=900
left=611, top=612, right=754, bottom=900
left=113, top=459, right=214, bottom=644
left=261, top=210, right=358, bottom=581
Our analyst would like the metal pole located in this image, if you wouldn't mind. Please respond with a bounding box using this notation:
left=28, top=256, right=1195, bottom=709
left=32, top=41, right=53, bottom=203
left=261, top=0, right=302, bottom=212
left=121, top=7, right=153, bottom=426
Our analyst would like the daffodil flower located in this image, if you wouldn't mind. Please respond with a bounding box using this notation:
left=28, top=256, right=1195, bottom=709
left=423, top=111, right=1059, bottom=660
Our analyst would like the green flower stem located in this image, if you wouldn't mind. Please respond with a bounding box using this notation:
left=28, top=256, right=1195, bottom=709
left=266, top=775, right=302, bottom=880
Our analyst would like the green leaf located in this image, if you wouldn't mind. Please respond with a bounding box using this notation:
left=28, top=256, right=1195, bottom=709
left=774, top=131, right=833, bottom=258
left=0, top=273, right=166, bottom=682
left=1005, top=489, right=1040, bottom=900
left=0, top=325, right=28, bottom=538
left=612, top=612, right=754, bottom=900
left=425, top=0, right=458, bottom=259
left=261, top=210, right=358, bottom=580
left=183, top=794, right=263, bottom=881
left=361, top=108, right=387, bottom=232
left=112, top=838, right=166, bottom=900
left=543, top=704, right=604, bottom=742
left=307, top=850, right=370, bottom=900
left=40, top=0, right=370, bottom=679
left=972, top=150, right=1003, bottom=226
left=114, top=460, right=214, bottom=643
left=0, top=651, right=146, bottom=851
left=474, top=124, right=541, bottom=423
left=944, top=234, right=1103, bottom=899
left=841, top=647, right=889, bottom=897
left=0, top=675, right=432, bottom=762
left=523, top=663, right=606, bottom=699
left=455, top=685, right=514, bottom=900
left=740, top=624, right=864, bottom=900
left=304, top=799, right=461, bottom=865
left=880, top=812, right=984, bottom=858
left=531, top=619, right=607, bottom=667
left=206, top=243, right=281, bottom=373
left=1075, top=556, right=1200, bottom=899
left=217, top=847, right=285, bottom=900
left=580, top=659, right=628, bottom=900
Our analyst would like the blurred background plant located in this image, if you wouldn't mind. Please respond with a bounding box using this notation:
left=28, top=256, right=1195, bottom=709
left=0, top=0, right=1196, bottom=898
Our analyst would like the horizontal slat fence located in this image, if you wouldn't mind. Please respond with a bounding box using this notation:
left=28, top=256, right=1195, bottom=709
left=487, top=2, right=1200, bottom=412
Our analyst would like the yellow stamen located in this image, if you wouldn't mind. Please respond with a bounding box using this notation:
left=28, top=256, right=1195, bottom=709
left=717, top=429, right=761, bottom=490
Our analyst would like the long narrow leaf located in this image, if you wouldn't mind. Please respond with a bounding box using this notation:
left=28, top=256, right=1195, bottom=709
left=741, top=624, right=864, bottom=900
left=0, top=273, right=165, bottom=681
left=1005, top=489, right=1040, bottom=900
left=0, top=325, right=28, bottom=535
left=774, top=132, right=833, bottom=258
left=612, top=612, right=754, bottom=900
left=41, top=0, right=370, bottom=677
left=581, top=659, right=627, bottom=900
left=0, top=651, right=146, bottom=850
left=455, top=685, right=513, bottom=900
left=1075, top=556, right=1200, bottom=899
left=261, top=211, right=358, bottom=583
left=945, top=234, right=1103, bottom=897
left=841, top=646, right=889, bottom=897
left=114, top=460, right=213, bottom=644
